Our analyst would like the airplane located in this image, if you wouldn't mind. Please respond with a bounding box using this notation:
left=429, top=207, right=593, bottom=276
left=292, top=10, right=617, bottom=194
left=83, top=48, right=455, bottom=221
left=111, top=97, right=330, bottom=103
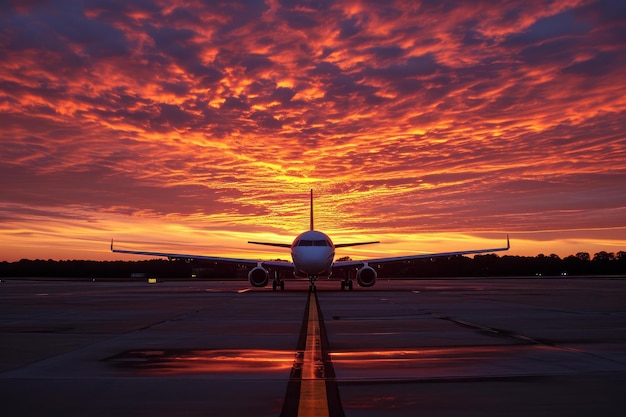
left=111, top=190, right=510, bottom=291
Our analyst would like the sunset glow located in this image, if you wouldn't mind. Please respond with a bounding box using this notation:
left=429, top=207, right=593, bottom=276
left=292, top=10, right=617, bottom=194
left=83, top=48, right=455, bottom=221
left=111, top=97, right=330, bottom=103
left=1, top=1, right=625, bottom=261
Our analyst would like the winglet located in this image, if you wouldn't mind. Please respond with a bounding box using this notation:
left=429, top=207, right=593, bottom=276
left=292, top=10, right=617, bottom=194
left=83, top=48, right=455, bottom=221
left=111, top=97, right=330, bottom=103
left=310, top=189, right=314, bottom=231
left=110, top=239, right=114, bottom=251
left=507, top=234, right=510, bottom=249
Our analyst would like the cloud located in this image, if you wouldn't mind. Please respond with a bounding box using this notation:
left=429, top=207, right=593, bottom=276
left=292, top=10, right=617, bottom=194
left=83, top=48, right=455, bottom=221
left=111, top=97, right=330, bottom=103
left=1, top=0, right=625, bottom=260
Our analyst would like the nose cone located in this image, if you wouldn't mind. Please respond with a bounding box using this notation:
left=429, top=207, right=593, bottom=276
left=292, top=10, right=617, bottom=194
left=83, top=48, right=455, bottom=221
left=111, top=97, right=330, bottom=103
left=292, top=247, right=335, bottom=275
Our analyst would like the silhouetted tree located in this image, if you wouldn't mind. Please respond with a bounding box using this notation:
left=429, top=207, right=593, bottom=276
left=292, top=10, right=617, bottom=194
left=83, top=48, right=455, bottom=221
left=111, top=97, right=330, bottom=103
left=593, top=251, right=615, bottom=261
left=576, top=252, right=591, bottom=261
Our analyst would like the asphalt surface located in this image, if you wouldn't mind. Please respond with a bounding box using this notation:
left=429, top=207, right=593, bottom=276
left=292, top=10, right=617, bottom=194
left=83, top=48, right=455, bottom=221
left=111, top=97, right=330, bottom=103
left=1, top=277, right=625, bottom=416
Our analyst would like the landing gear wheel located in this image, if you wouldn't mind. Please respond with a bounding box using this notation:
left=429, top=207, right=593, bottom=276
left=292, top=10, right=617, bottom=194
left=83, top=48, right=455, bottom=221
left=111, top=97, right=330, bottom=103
left=272, top=281, right=277, bottom=291
left=280, top=281, right=285, bottom=291
left=341, top=281, right=345, bottom=291
left=348, top=280, right=353, bottom=290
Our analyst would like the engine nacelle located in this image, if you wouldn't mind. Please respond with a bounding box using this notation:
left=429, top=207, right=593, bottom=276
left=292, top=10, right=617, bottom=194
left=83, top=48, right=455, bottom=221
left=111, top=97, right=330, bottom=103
left=248, top=266, right=269, bottom=287
left=356, top=265, right=377, bottom=287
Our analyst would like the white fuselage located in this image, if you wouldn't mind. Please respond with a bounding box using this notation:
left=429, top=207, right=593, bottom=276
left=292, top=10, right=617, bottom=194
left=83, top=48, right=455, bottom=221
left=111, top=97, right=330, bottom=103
left=290, top=230, right=335, bottom=277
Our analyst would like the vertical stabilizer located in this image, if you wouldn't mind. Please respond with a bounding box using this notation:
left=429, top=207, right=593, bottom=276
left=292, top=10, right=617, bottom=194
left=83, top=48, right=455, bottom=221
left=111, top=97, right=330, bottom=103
left=310, top=189, right=314, bottom=230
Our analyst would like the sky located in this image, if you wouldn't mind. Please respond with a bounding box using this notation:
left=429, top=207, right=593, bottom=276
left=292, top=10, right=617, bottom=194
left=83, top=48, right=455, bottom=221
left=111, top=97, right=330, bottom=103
left=1, top=0, right=626, bottom=262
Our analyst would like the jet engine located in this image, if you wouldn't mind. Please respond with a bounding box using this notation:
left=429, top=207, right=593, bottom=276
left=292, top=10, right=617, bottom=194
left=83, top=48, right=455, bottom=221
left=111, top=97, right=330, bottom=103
left=248, top=266, right=269, bottom=287
left=356, top=265, right=377, bottom=287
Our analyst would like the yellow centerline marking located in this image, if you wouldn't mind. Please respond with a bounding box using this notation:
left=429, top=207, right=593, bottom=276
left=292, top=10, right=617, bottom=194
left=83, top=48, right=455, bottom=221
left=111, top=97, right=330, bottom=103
left=297, top=291, right=330, bottom=417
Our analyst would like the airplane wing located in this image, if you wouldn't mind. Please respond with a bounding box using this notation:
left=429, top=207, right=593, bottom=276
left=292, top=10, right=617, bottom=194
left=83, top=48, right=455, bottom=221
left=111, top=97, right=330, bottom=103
left=247, top=241, right=292, bottom=248
left=333, top=235, right=510, bottom=269
left=110, top=240, right=293, bottom=269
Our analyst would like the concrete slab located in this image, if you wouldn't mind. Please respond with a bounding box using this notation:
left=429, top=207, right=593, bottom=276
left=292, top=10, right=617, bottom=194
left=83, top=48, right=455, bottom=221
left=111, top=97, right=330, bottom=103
left=1, top=277, right=625, bottom=416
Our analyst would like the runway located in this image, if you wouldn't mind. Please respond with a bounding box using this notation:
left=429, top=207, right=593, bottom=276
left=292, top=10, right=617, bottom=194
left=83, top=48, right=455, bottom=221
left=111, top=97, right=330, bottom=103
left=1, top=277, right=625, bottom=416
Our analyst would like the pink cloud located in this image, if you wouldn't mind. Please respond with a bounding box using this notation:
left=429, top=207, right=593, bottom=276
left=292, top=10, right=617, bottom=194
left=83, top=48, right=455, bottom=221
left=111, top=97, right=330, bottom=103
left=1, top=0, right=625, bottom=260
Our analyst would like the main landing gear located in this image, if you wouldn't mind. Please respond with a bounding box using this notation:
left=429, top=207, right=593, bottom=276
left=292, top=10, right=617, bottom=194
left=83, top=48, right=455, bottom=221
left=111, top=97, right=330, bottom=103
left=272, top=280, right=285, bottom=291
left=341, top=269, right=354, bottom=291
left=272, top=270, right=285, bottom=291
left=340, top=280, right=353, bottom=291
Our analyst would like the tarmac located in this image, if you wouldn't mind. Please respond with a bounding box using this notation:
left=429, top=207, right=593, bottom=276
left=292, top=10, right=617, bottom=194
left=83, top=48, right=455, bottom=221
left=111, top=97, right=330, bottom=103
left=1, top=277, right=625, bottom=416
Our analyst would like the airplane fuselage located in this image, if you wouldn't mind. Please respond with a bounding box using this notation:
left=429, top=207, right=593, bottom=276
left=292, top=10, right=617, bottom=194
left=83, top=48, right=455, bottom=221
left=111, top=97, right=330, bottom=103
left=290, top=230, right=335, bottom=277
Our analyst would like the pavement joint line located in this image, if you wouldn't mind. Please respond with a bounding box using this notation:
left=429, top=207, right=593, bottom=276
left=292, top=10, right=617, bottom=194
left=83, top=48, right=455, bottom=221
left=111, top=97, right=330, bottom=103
left=441, top=315, right=626, bottom=367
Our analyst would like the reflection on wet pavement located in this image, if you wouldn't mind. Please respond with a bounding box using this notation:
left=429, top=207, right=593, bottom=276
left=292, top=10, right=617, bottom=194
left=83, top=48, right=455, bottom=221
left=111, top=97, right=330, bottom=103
left=105, top=345, right=557, bottom=381
left=106, top=349, right=295, bottom=375
left=331, top=345, right=561, bottom=380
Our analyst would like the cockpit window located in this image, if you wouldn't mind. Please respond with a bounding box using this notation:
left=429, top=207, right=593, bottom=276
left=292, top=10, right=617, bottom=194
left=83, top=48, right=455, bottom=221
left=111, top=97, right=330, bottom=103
left=297, top=239, right=329, bottom=246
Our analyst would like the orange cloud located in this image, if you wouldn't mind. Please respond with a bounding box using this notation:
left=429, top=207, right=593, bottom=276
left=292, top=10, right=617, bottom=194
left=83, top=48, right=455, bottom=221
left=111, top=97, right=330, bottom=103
left=1, top=0, right=625, bottom=261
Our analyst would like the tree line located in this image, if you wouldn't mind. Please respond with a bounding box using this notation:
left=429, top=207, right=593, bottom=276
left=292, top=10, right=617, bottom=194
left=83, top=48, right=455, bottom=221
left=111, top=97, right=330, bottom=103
left=373, top=251, right=626, bottom=278
left=1, top=251, right=624, bottom=279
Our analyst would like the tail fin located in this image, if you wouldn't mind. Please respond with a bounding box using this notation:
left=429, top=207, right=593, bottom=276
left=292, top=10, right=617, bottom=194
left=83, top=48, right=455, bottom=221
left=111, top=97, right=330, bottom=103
left=310, top=189, right=314, bottom=230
